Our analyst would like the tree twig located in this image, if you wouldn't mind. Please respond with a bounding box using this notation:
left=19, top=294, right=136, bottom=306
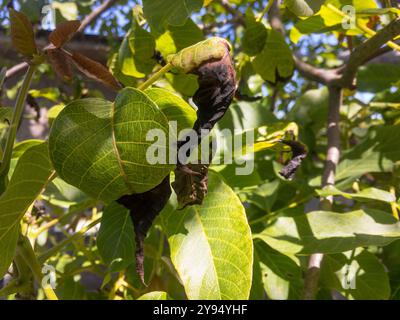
left=3, top=0, right=119, bottom=82
left=303, top=86, right=343, bottom=300
left=78, top=0, right=119, bottom=32
left=338, top=18, right=400, bottom=88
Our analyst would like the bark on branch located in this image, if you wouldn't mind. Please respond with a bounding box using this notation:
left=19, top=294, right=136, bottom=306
left=338, top=18, right=400, bottom=88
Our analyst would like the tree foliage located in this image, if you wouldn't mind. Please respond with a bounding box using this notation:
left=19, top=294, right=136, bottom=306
left=0, top=0, right=400, bottom=300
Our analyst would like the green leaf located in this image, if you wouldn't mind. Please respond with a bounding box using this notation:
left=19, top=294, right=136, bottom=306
left=290, top=16, right=340, bottom=43
left=119, top=26, right=156, bottom=79
left=145, top=87, right=196, bottom=134
left=336, top=125, right=400, bottom=181
left=165, top=73, right=199, bottom=97
left=137, top=291, right=169, bottom=300
left=310, top=125, right=400, bottom=187
left=161, top=171, right=253, bottom=299
left=317, top=185, right=396, bottom=203
left=320, top=249, right=391, bottom=300
left=357, top=64, right=400, bottom=93
left=143, top=0, right=203, bottom=32
left=9, top=8, right=37, bottom=58
left=156, top=19, right=204, bottom=58
left=284, top=0, right=326, bottom=17
left=242, top=11, right=268, bottom=56
left=255, top=209, right=400, bottom=255
left=256, top=241, right=303, bottom=300
left=288, top=87, right=328, bottom=130
left=0, top=142, right=54, bottom=278
left=97, top=202, right=135, bottom=272
left=249, top=250, right=265, bottom=300
left=0, top=107, right=12, bottom=138
left=49, top=87, right=174, bottom=203
left=47, top=104, right=65, bottom=127
left=252, top=29, right=294, bottom=84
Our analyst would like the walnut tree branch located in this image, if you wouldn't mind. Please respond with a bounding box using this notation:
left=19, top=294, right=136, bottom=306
left=3, top=0, right=119, bottom=82
left=337, top=18, right=400, bottom=88
left=77, top=0, right=119, bottom=33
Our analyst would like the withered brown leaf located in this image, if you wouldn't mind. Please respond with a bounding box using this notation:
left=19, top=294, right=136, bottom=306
left=46, top=49, right=73, bottom=81
left=71, top=52, right=121, bottom=90
left=48, top=20, right=81, bottom=49
left=172, top=42, right=236, bottom=208
left=117, top=175, right=172, bottom=285
left=172, top=163, right=209, bottom=209
left=279, top=140, right=308, bottom=180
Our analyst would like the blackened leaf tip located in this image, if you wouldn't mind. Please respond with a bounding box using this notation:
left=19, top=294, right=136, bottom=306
left=117, top=175, right=171, bottom=284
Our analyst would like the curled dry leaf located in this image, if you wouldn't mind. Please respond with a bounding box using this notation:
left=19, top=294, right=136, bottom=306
left=172, top=163, right=209, bottom=209
left=279, top=140, right=308, bottom=180
left=71, top=52, right=122, bottom=90
left=117, top=175, right=172, bottom=285
left=9, top=8, right=37, bottom=58
left=191, top=51, right=236, bottom=134
left=48, top=20, right=81, bottom=48
left=170, top=37, right=236, bottom=208
left=46, top=49, right=73, bottom=81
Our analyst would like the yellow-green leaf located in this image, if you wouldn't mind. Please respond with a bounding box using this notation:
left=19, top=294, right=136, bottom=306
left=161, top=171, right=253, bottom=299
left=0, top=142, right=54, bottom=278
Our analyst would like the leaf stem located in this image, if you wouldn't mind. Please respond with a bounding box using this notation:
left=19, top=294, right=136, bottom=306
left=0, top=65, right=36, bottom=179
left=257, top=0, right=274, bottom=22
left=138, top=63, right=173, bottom=91
left=17, top=235, right=59, bottom=300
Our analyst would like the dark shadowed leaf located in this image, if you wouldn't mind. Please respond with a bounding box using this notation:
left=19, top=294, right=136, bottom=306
left=9, top=8, right=37, bottom=58
left=48, top=20, right=81, bottom=48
